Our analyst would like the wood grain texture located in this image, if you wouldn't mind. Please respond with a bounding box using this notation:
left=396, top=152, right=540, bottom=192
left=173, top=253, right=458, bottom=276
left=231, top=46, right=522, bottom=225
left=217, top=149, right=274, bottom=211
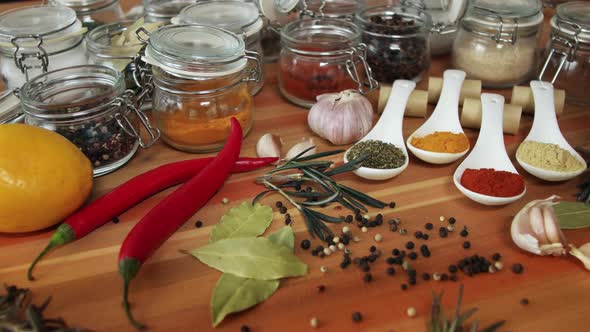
left=1, top=2, right=590, bottom=331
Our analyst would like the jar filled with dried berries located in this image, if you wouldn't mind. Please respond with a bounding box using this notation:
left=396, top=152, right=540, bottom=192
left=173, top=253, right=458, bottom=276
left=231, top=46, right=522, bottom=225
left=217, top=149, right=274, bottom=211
left=20, top=65, right=159, bottom=176
left=355, top=5, right=432, bottom=84
left=539, top=1, right=590, bottom=105
left=279, top=18, right=378, bottom=108
left=141, top=25, right=260, bottom=152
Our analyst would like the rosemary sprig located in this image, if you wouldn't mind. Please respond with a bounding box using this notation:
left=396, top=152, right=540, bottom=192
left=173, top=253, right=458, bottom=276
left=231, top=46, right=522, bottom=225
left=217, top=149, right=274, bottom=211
left=429, top=285, right=505, bottom=332
left=255, top=149, right=387, bottom=241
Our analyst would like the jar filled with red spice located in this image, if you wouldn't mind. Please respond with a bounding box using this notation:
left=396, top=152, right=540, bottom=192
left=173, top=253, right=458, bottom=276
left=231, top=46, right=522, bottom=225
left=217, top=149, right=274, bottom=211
left=279, top=18, right=378, bottom=108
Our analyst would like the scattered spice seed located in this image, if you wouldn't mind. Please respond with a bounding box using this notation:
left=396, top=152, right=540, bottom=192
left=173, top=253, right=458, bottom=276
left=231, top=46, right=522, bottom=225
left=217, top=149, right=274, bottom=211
left=414, top=231, right=423, bottom=239
left=194, top=220, right=204, bottom=228
left=374, top=234, right=383, bottom=242
left=363, top=273, right=373, bottom=283
left=352, top=311, right=363, bottom=323
left=310, top=317, right=318, bottom=328
left=275, top=201, right=283, bottom=208
left=301, top=239, right=311, bottom=250
left=361, top=226, right=368, bottom=233
left=401, top=284, right=408, bottom=291
left=520, top=298, right=530, bottom=306
left=422, top=273, right=430, bottom=281
left=320, top=266, right=328, bottom=273
left=345, top=215, right=353, bottom=223
left=425, top=222, right=433, bottom=230
left=329, top=245, right=337, bottom=253
left=447, top=225, right=454, bottom=232
left=342, top=226, right=350, bottom=234
left=494, top=261, right=504, bottom=270
left=407, top=307, right=417, bottom=317
left=512, top=263, right=524, bottom=274
left=439, top=227, right=448, bottom=238
left=392, top=249, right=400, bottom=256
left=422, top=234, right=429, bottom=240
left=353, top=236, right=361, bottom=242
left=222, top=197, right=230, bottom=204
left=323, top=248, right=332, bottom=256
left=439, top=216, right=445, bottom=222
left=448, top=265, right=458, bottom=273
left=433, top=273, right=441, bottom=281
left=408, top=252, right=418, bottom=260
left=463, top=241, right=471, bottom=249
left=113, top=217, right=120, bottom=224
left=488, top=266, right=496, bottom=274
left=333, top=236, right=341, bottom=244
left=400, top=228, right=408, bottom=235
left=492, top=253, right=502, bottom=261
left=405, top=241, right=415, bottom=250
left=449, top=275, right=458, bottom=282
left=441, top=273, right=449, bottom=281
left=338, top=243, right=345, bottom=251
left=241, top=325, right=250, bottom=332
left=460, top=227, right=469, bottom=237
left=317, top=285, right=326, bottom=293
left=448, top=217, right=456, bottom=224
left=387, top=267, right=396, bottom=275
left=345, top=248, right=352, bottom=255
left=389, top=201, right=396, bottom=208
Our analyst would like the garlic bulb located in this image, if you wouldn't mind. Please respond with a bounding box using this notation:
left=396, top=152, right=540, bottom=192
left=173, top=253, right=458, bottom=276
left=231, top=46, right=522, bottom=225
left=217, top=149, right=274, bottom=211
left=510, top=195, right=567, bottom=256
left=256, top=133, right=282, bottom=160
left=307, top=90, right=374, bottom=145
left=285, top=138, right=316, bottom=160
left=511, top=195, right=590, bottom=271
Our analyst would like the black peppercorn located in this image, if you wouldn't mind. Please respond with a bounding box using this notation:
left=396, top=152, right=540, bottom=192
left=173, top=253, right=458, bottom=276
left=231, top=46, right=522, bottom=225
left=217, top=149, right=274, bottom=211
left=112, top=217, right=120, bottom=224
left=363, top=273, right=373, bottom=283
left=448, top=217, right=456, bottom=224
left=460, top=227, right=469, bottom=237
left=441, top=273, right=449, bottom=281
left=301, top=239, right=311, bottom=250
left=352, top=311, right=363, bottom=322
left=241, top=325, right=250, bottom=332
left=439, top=227, right=448, bottom=238
left=463, top=241, right=471, bottom=249
left=492, top=253, right=502, bottom=261
left=368, top=254, right=378, bottom=263
left=408, top=252, right=418, bottom=260
left=414, top=231, right=423, bottom=239
left=422, top=234, right=429, bottom=240
left=405, top=241, right=415, bottom=250
left=346, top=215, right=353, bottom=223
left=279, top=206, right=287, bottom=214
left=448, top=265, right=458, bottom=273
left=355, top=214, right=363, bottom=222
left=275, top=201, right=283, bottom=208
left=422, top=273, right=430, bottom=281
left=449, top=275, right=458, bottom=282
left=370, top=246, right=377, bottom=253
left=520, top=298, right=529, bottom=306
left=512, top=263, right=524, bottom=274
left=392, top=249, right=400, bottom=256
left=401, top=283, right=408, bottom=291
left=389, top=201, right=396, bottom=208
left=361, top=264, right=371, bottom=273
left=387, top=267, right=396, bottom=275
left=425, top=222, right=433, bottom=230
left=386, top=257, right=396, bottom=265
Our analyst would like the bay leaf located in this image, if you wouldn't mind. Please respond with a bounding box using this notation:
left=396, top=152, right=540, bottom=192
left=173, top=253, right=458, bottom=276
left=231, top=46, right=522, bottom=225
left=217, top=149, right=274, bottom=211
left=210, top=201, right=273, bottom=243
left=191, top=237, right=307, bottom=280
left=211, top=274, right=279, bottom=327
left=556, top=201, right=590, bottom=229
left=267, top=226, right=295, bottom=252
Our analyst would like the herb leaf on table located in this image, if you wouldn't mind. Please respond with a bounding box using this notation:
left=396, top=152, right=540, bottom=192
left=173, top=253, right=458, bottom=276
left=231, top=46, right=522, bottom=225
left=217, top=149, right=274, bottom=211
left=210, top=201, right=273, bottom=242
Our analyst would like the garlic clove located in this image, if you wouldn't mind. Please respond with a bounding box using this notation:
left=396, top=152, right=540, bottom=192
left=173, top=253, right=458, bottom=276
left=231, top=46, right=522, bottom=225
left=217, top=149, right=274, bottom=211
left=256, top=133, right=283, bottom=161
left=569, top=243, right=590, bottom=271
left=285, top=138, right=316, bottom=161
left=511, top=195, right=567, bottom=256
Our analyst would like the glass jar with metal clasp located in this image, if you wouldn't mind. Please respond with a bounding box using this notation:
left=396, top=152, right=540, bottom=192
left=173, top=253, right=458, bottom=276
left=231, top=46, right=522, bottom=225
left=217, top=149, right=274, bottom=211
left=354, top=5, right=432, bottom=84
left=279, top=18, right=378, bottom=108
left=173, top=1, right=266, bottom=95
left=20, top=65, right=160, bottom=176
left=538, top=1, right=590, bottom=105
left=0, top=5, right=89, bottom=124
left=402, top=0, right=467, bottom=56
left=50, top=0, right=125, bottom=30
left=137, top=24, right=261, bottom=153
left=452, top=0, right=544, bottom=88
left=300, top=0, right=363, bottom=19
left=143, top=0, right=196, bottom=24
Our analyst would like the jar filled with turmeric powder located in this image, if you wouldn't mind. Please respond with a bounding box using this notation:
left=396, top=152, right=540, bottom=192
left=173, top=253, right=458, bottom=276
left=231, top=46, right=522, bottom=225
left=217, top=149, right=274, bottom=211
left=141, top=24, right=260, bottom=153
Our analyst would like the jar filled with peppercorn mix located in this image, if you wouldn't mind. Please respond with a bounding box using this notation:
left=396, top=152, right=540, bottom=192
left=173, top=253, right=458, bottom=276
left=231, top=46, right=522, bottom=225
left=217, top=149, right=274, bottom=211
left=279, top=18, right=378, bottom=108
left=50, top=0, right=125, bottom=30
left=20, top=65, right=160, bottom=176
left=452, top=0, right=544, bottom=88
left=140, top=24, right=260, bottom=153
left=538, top=1, right=590, bottom=105
left=174, top=1, right=265, bottom=95
left=354, top=5, right=432, bottom=84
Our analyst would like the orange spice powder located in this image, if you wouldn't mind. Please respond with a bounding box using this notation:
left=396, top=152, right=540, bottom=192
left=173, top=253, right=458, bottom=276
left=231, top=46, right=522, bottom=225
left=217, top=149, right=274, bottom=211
left=410, top=131, right=470, bottom=153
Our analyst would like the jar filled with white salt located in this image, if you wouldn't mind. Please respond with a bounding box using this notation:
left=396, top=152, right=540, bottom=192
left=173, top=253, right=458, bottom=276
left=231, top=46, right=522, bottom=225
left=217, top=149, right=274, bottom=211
left=0, top=5, right=88, bottom=90
left=451, top=0, right=544, bottom=88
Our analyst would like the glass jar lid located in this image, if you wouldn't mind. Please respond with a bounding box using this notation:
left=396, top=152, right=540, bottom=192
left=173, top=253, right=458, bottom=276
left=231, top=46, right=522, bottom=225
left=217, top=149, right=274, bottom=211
left=51, top=0, right=118, bottom=14
left=86, top=20, right=143, bottom=57
left=0, top=5, right=83, bottom=56
left=303, top=0, right=360, bottom=19
left=465, top=0, right=543, bottom=29
left=144, top=24, right=247, bottom=77
left=177, top=1, right=263, bottom=37
left=259, top=0, right=300, bottom=24
left=281, top=18, right=361, bottom=53
left=552, top=1, right=590, bottom=42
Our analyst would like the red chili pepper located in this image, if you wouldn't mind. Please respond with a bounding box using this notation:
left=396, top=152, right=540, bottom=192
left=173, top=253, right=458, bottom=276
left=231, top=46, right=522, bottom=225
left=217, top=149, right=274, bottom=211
left=119, top=118, right=243, bottom=330
left=27, top=155, right=275, bottom=281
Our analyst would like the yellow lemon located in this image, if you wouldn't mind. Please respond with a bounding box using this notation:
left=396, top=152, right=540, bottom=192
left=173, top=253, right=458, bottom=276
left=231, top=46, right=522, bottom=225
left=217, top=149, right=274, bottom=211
left=0, top=124, right=93, bottom=233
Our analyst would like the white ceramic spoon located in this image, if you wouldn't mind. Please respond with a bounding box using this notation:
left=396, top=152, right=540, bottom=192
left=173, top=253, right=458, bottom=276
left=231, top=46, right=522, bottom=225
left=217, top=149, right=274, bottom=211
left=407, top=69, right=469, bottom=164
left=453, top=93, right=526, bottom=206
left=343, top=80, right=416, bottom=180
left=516, top=81, right=587, bottom=181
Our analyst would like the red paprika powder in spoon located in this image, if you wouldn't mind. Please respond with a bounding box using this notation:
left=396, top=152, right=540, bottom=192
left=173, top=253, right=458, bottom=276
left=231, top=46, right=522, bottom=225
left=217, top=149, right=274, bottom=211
left=461, top=168, right=525, bottom=197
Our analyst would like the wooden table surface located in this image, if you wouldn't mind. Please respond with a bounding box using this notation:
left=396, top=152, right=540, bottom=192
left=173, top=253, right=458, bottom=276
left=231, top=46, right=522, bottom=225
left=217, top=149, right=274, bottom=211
left=1, top=2, right=590, bottom=332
